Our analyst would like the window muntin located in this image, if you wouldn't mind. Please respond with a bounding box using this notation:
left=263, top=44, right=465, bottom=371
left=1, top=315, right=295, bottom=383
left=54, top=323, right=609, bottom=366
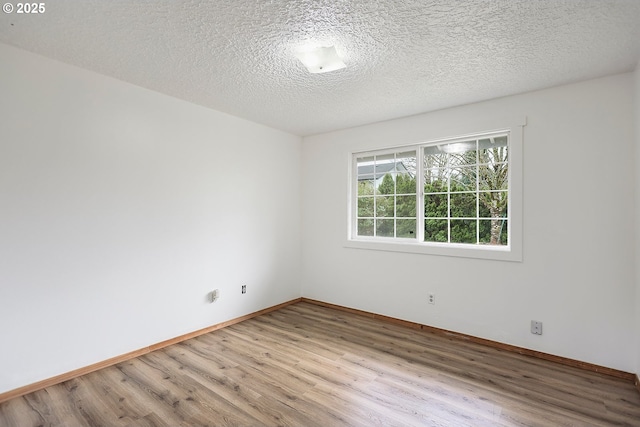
left=356, top=150, right=417, bottom=239
left=351, top=131, right=511, bottom=249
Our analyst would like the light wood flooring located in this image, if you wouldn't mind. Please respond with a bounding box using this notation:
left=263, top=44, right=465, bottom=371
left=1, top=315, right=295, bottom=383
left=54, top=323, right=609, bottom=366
left=1, top=301, right=639, bottom=426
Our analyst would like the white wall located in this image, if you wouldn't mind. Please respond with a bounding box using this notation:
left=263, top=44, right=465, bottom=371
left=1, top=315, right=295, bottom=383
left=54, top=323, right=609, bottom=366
left=302, top=73, right=636, bottom=372
left=0, top=43, right=302, bottom=394
left=635, top=62, right=640, bottom=380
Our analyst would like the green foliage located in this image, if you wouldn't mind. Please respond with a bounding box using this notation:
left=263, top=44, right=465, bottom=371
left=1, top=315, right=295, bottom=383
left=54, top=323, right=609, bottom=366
left=396, top=195, right=416, bottom=217
left=395, top=173, right=417, bottom=237
left=424, top=153, right=508, bottom=245
left=396, top=219, right=416, bottom=238
left=358, top=180, right=374, bottom=196
left=377, top=173, right=395, bottom=195
left=357, top=196, right=374, bottom=217
left=376, top=219, right=394, bottom=237
left=376, top=196, right=394, bottom=217
left=396, top=173, right=416, bottom=194
left=424, top=179, right=447, bottom=193
left=357, top=219, right=374, bottom=236
left=451, top=219, right=476, bottom=244
left=424, top=219, right=447, bottom=242
left=424, top=193, right=446, bottom=217
left=357, top=172, right=417, bottom=238
left=450, top=192, right=476, bottom=218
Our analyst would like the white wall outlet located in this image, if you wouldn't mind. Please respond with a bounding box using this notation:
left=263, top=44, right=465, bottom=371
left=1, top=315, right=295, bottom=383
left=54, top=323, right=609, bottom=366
left=531, top=320, right=543, bottom=335
left=210, top=289, right=219, bottom=303
left=241, top=284, right=246, bottom=294
left=428, top=293, right=435, bottom=304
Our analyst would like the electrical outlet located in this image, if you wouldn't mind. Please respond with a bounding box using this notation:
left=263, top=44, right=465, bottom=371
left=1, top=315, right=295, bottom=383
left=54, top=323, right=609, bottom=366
left=531, top=320, right=543, bottom=335
left=428, top=293, right=435, bottom=304
left=209, top=289, right=219, bottom=303
left=241, top=284, right=246, bottom=294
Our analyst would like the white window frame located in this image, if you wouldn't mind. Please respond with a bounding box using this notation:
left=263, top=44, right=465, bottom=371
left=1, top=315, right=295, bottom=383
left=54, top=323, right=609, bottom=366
left=346, top=122, right=524, bottom=262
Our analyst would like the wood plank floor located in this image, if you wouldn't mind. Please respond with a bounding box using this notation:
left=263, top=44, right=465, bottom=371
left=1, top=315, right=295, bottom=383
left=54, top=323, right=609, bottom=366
left=1, top=301, right=639, bottom=426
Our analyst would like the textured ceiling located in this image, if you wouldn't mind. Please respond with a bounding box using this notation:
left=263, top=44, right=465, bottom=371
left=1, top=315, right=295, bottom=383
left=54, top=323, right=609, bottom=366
left=1, top=0, right=639, bottom=136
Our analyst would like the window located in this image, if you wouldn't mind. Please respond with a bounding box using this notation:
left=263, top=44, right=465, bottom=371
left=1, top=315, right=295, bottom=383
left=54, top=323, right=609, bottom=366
left=348, top=126, right=523, bottom=261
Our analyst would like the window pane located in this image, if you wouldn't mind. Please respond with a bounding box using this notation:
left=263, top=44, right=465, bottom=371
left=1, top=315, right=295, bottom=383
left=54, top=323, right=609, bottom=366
left=377, top=219, right=394, bottom=237
left=396, top=219, right=416, bottom=238
left=450, top=166, right=476, bottom=192
left=479, top=219, right=507, bottom=245
left=424, top=143, right=449, bottom=180
left=396, top=195, right=416, bottom=217
left=376, top=173, right=396, bottom=195
left=478, top=162, right=508, bottom=191
left=424, top=166, right=448, bottom=183
left=500, top=220, right=508, bottom=245
left=446, top=140, right=477, bottom=167
left=357, top=155, right=374, bottom=163
left=425, top=194, right=447, bottom=217
left=494, top=135, right=508, bottom=146
left=451, top=219, right=476, bottom=244
left=358, top=179, right=375, bottom=196
left=396, top=151, right=416, bottom=180
left=377, top=153, right=395, bottom=162
left=397, top=150, right=416, bottom=158
left=478, top=138, right=492, bottom=149
left=479, top=191, right=508, bottom=218
left=424, top=174, right=448, bottom=193
left=424, top=145, right=444, bottom=156
left=479, top=136, right=508, bottom=165
left=357, top=196, right=374, bottom=217
left=376, top=195, right=394, bottom=217
left=396, top=173, right=416, bottom=195
left=424, top=219, right=448, bottom=242
left=357, top=219, right=374, bottom=236
left=450, top=193, right=476, bottom=218
left=423, top=147, right=448, bottom=174
left=357, top=157, right=375, bottom=178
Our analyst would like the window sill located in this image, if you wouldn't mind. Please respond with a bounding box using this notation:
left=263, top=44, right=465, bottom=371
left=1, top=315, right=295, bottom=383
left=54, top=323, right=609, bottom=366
left=344, top=238, right=522, bottom=262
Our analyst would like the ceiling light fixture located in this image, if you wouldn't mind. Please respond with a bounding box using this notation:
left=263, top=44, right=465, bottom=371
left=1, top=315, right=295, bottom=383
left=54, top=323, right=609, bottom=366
left=295, top=46, right=346, bottom=74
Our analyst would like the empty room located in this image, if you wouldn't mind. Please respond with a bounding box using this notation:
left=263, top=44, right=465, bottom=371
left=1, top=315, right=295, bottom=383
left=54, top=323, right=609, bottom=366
left=1, top=1, right=640, bottom=426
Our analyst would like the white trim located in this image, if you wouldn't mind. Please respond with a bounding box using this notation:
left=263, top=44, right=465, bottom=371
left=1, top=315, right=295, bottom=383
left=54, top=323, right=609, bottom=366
left=344, top=238, right=518, bottom=262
